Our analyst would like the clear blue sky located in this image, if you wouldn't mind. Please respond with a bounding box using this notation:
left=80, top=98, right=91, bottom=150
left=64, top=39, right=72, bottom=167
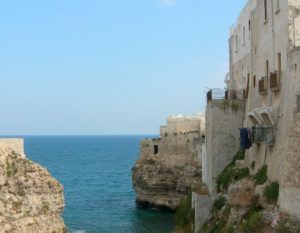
left=0, top=0, right=247, bottom=135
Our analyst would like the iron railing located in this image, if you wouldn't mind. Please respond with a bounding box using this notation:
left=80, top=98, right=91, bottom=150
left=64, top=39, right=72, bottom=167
left=259, top=77, right=268, bottom=95
left=207, top=89, right=246, bottom=102
left=252, top=127, right=276, bottom=145
left=270, top=72, right=280, bottom=91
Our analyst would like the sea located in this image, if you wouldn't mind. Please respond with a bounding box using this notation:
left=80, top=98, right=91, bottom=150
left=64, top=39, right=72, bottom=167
left=21, top=135, right=175, bottom=233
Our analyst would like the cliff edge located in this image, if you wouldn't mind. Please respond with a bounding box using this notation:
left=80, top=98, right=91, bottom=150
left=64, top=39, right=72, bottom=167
left=132, top=116, right=205, bottom=211
left=0, top=139, right=66, bottom=233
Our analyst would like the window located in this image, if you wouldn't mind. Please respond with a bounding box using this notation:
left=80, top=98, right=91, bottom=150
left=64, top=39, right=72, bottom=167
left=249, top=20, right=251, bottom=31
left=243, top=26, right=246, bottom=45
left=253, top=75, right=256, bottom=88
left=154, top=145, right=158, bottom=155
left=266, top=60, right=269, bottom=78
left=297, top=95, right=300, bottom=112
left=278, top=53, right=281, bottom=75
left=264, top=0, right=268, bottom=21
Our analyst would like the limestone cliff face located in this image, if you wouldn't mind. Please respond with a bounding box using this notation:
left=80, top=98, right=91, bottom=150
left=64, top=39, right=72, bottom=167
left=132, top=150, right=202, bottom=211
left=132, top=116, right=205, bottom=211
left=0, top=143, right=66, bottom=233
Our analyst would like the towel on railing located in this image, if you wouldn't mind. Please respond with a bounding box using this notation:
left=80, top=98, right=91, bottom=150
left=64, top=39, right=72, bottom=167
left=240, top=128, right=252, bottom=149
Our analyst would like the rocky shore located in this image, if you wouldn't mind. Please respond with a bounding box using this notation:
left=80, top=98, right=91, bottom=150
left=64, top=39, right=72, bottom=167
left=132, top=116, right=205, bottom=211
left=0, top=140, right=66, bottom=233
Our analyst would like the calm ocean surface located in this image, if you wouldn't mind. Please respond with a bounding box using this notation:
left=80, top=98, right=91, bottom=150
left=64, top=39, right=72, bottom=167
left=21, top=136, right=174, bottom=233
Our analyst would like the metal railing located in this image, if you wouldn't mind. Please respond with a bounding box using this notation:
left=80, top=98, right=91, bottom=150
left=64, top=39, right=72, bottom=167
left=270, top=72, right=281, bottom=91
left=207, top=89, right=246, bottom=102
left=252, top=127, right=276, bottom=145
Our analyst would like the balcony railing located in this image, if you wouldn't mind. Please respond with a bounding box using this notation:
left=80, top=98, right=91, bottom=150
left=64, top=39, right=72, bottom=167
left=207, top=89, right=245, bottom=102
left=252, top=127, right=276, bottom=145
left=259, top=77, right=268, bottom=95
left=270, top=72, right=280, bottom=91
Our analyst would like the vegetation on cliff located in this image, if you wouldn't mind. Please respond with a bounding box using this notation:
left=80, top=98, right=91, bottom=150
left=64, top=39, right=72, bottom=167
left=0, top=147, right=66, bottom=233
left=198, top=150, right=299, bottom=233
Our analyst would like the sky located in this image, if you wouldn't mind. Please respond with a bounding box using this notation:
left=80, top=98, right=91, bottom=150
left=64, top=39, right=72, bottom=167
left=0, top=0, right=247, bottom=135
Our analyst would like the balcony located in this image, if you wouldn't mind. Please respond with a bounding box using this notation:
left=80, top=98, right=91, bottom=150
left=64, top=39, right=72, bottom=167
left=252, top=127, right=276, bottom=145
left=259, top=77, right=268, bottom=95
left=270, top=72, right=280, bottom=92
left=207, top=89, right=247, bottom=102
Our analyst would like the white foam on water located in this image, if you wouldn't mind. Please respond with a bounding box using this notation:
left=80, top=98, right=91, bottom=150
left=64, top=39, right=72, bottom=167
left=72, top=230, right=87, bottom=233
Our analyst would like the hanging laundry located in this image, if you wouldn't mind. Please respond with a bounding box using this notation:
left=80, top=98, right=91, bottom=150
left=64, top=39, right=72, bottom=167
left=240, top=128, right=252, bottom=149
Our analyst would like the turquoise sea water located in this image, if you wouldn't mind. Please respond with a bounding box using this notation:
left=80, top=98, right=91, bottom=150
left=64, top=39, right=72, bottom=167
left=21, top=136, right=174, bottom=233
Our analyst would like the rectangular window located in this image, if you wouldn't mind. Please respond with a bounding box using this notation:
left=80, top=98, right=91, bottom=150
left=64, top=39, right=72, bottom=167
left=278, top=53, right=281, bottom=75
left=297, top=95, right=300, bottom=112
left=154, top=145, right=159, bottom=155
left=264, top=0, right=268, bottom=21
left=253, top=75, right=256, bottom=88
left=266, top=60, right=269, bottom=78
left=243, top=26, right=246, bottom=45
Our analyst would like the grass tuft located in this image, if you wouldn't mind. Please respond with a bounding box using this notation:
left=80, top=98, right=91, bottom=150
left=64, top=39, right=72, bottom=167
left=263, top=181, right=279, bottom=204
left=253, top=165, right=268, bottom=185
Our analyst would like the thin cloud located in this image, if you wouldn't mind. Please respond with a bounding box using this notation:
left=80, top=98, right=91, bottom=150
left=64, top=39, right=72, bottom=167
left=159, top=0, right=176, bottom=7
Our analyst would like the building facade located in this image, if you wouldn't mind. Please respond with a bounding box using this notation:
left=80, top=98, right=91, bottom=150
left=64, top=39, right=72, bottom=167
left=225, top=0, right=300, bottom=217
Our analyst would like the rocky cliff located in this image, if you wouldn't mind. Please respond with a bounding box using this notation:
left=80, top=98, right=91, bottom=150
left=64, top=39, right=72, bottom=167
left=0, top=142, right=66, bottom=233
left=132, top=117, right=204, bottom=211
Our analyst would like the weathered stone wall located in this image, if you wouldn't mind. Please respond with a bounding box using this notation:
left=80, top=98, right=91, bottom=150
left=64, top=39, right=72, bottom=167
left=0, top=139, right=66, bottom=232
left=0, top=139, right=24, bottom=156
left=226, top=0, right=300, bottom=218
left=205, top=99, right=246, bottom=195
left=132, top=116, right=204, bottom=210
left=278, top=48, right=300, bottom=217
left=192, top=193, right=213, bottom=233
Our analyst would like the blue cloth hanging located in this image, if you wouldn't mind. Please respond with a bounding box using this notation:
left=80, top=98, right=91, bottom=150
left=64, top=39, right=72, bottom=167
left=240, top=128, right=252, bottom=149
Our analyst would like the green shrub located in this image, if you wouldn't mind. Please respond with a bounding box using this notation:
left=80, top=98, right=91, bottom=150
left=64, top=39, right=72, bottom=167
left=216, top=166, right=234, bottom=190
left=6, top=160, right=18, bottom=178
left=226, top=226, right=234, bottom=233
left=264, top=181, right=279, bottom=204
left=216, top=166, right=249, bottom=191
left=209, top=220, right=226, bottom=233
left=212, top=196, right=226, bottom=212
left=216, top=150, right=249, bottom=192
left=233, top=167, right=250, bottom=180
left=253, top=165, right=268, bottom=185
left=175, top=192, right=193, bottom=228
left=230, top=149, right=245, bottom=166
left=242, top=211, right=263, bottom=232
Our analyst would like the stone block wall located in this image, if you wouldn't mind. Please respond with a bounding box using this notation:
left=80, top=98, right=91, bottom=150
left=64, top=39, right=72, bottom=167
left=0, top=138, right=24, bottom=156
left=205, top=99, right=246, bottom=195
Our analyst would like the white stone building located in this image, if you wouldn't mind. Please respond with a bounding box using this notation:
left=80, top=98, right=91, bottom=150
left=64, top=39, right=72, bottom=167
left=224, top=0, right=300, bottom=217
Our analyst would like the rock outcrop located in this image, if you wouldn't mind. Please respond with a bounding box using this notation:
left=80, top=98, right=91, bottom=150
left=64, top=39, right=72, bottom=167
left=132, top=115, right=205, bottom=211
left=0, top=141, right=66, bottom=233
left=132, top=151, right=202, bottom=210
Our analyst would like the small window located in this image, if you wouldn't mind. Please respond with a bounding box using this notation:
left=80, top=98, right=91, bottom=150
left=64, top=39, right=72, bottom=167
left=249, top=20, right=251, bottom=31
left=243, top=26, right=246, bottom=45
left=297, top=95, right=300, bottom=112
left=266, top=60, right=269, bottom=78
left=264, top=0, right=268, bottom=21
left=278, top=53, right=281, bottom=75
left=154, top=145, right=159, bottom=155
left=253, top=75, right=256, bottom=88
